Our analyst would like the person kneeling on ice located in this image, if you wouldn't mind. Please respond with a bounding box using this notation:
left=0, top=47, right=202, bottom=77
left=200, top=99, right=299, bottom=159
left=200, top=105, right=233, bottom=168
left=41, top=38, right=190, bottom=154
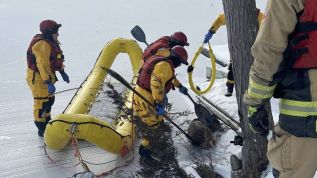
left=133, top=46, right=189, bottom=162
left=142, top=31, right=190, bottom=102
left=26, top=20, right=70, bottom=137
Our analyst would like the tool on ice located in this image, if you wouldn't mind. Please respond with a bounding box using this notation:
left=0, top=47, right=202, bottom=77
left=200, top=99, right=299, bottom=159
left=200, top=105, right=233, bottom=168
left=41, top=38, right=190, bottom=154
left=184, top=91, right=219, bottom=127
left=105, top=68, right=199, bottom=145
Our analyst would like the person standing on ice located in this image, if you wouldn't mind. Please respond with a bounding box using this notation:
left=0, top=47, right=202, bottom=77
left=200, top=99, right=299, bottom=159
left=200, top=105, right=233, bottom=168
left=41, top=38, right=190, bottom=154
left=203, top=9, right=264, bottom=97
left=26, top=20, right=70, bottom=137
left=244, top=0, right=317, bottom=177
left=133, top=46, right=189, bottom=162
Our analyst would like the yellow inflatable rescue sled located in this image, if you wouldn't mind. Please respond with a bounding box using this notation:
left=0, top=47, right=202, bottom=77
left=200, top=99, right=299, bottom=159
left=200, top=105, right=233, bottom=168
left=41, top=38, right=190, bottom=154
left=44, top=38, right=143, bottom=154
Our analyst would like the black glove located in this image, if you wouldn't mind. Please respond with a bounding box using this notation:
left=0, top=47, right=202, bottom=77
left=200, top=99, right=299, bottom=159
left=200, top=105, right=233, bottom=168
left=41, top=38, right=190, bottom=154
left=248, top=106, right=269, bottom=136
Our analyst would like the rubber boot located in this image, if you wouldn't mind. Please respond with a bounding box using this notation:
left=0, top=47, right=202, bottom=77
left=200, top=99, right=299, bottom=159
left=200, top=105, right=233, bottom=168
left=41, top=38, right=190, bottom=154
left=34, top=117, right=51, bottom=137
left=139, top=144, right=152, bottom=158
left=139, top=145, right=160, bottom=166
left=34, top=121, right=46, bottom=137
left=225, top=84, right=234, bottom=97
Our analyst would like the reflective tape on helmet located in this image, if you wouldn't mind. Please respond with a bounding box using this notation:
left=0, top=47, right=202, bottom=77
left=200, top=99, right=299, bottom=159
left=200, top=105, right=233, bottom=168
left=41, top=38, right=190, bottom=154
left=247, top=77, right=276, bottom=99
left=280, top=99, right=317, bottom=117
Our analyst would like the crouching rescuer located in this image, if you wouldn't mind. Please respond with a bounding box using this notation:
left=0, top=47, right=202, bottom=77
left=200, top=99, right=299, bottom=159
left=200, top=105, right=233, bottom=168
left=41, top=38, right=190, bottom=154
left=133, top=46, right=189, bottom=161
left=26, top=20, right=70, bottom=137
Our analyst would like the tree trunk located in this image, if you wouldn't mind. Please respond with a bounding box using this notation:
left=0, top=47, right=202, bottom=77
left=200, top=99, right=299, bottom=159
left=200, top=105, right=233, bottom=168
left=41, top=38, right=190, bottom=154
left=222, top=1, right=269, bottom=177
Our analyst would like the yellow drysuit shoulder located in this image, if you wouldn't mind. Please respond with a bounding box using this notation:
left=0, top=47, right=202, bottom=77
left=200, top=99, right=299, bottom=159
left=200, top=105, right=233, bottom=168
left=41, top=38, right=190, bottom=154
left=32, top=40, right=53, bottom=82
left=258, top=12, right=265, bottom=25
left=155, top=48, right=171, bottom=58
left=151, top=61, right=174, bottom=103
left=209, top=13, right=226, bottom=33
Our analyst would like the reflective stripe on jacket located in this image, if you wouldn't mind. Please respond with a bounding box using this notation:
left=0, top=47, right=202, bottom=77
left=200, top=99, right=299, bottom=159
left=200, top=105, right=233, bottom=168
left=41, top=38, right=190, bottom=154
left=243, top=0, right=317, bottom=136
left=280, top=99, right=317, bottom=117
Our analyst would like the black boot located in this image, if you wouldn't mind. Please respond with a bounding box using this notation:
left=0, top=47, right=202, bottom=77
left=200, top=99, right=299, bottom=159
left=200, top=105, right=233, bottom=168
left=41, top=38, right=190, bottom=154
left=139, top=145, right=152, bottom=158
left=34, top=121, right=46, bottom=137
left=34, top=117, right=50, bottom=137
left=139, top=145, right=160, bottom=166
left=225, top=84, right=234, bottom=97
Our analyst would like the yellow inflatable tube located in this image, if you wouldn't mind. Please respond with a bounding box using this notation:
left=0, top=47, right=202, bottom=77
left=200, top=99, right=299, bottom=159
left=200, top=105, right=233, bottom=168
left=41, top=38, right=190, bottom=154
left=44, top=38, right=142, bottom=154
left=45, top=114, right=133, bottom=154
left=64, top=38, right=142, bottom=114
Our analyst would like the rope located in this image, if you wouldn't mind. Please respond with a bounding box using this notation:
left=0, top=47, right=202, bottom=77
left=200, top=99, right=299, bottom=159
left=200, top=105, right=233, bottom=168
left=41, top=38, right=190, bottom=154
left=44, top=123, right=132, bottom=177
left=46, top=78, right=137, bottom=177
left=44, top=144, right=81, bottom=169
left=188, top=42, right=216, bottom=95
left=55, top=87, right=78, bottom=95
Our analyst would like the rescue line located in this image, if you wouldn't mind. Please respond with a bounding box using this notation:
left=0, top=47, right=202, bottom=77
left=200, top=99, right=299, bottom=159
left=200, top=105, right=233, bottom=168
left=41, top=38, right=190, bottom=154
left=188, top=42, right=216, bottom=94
left=44, top=38, right=143, bottom=154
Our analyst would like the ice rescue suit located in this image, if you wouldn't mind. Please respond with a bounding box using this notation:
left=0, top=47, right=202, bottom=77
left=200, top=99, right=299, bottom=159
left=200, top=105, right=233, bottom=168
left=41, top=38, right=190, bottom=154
left=208, top=11, right=264, bottom=93
left=243, top=0, right=317, bottom=177
left=26, top=34, right=62, bottom=123
left=133, top=56, right=180, bottom=127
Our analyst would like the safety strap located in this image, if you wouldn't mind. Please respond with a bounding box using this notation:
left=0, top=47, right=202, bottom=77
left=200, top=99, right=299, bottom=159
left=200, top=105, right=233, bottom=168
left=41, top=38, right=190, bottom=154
left=292, top=47, right=309, bottom=59
left=290, top=33, right=309, bottom=46
left=34, top=96, right=50, bottom=100
left=295, top=22, right=317, bottom=34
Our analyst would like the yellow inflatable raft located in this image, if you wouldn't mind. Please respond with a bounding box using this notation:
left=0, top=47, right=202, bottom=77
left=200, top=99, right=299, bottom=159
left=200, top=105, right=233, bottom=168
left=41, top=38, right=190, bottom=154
left=44, top=38, right=142, bottom=154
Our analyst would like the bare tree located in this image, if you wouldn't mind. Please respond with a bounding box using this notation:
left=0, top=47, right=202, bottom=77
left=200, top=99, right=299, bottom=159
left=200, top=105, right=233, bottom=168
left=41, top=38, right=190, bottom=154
left=222, top=0, right=269, bottom=177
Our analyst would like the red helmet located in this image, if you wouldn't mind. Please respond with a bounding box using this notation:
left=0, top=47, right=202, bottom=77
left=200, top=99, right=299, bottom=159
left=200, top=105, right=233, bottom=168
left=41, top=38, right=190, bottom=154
left=171, top=46, right=188, bottom=65
left=40, top=20, right=62, bottom=34
left=171, top=32, right=189, bottom=46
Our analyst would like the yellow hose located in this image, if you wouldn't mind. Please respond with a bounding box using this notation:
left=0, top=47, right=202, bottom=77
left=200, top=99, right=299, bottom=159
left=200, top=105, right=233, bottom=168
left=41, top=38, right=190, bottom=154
left=188, top=42, right=216, bottom=95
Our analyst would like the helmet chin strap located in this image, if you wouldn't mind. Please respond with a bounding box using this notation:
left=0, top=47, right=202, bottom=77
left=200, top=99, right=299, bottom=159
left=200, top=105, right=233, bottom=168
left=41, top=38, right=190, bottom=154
left=170, top=39, right=181, bottom=47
